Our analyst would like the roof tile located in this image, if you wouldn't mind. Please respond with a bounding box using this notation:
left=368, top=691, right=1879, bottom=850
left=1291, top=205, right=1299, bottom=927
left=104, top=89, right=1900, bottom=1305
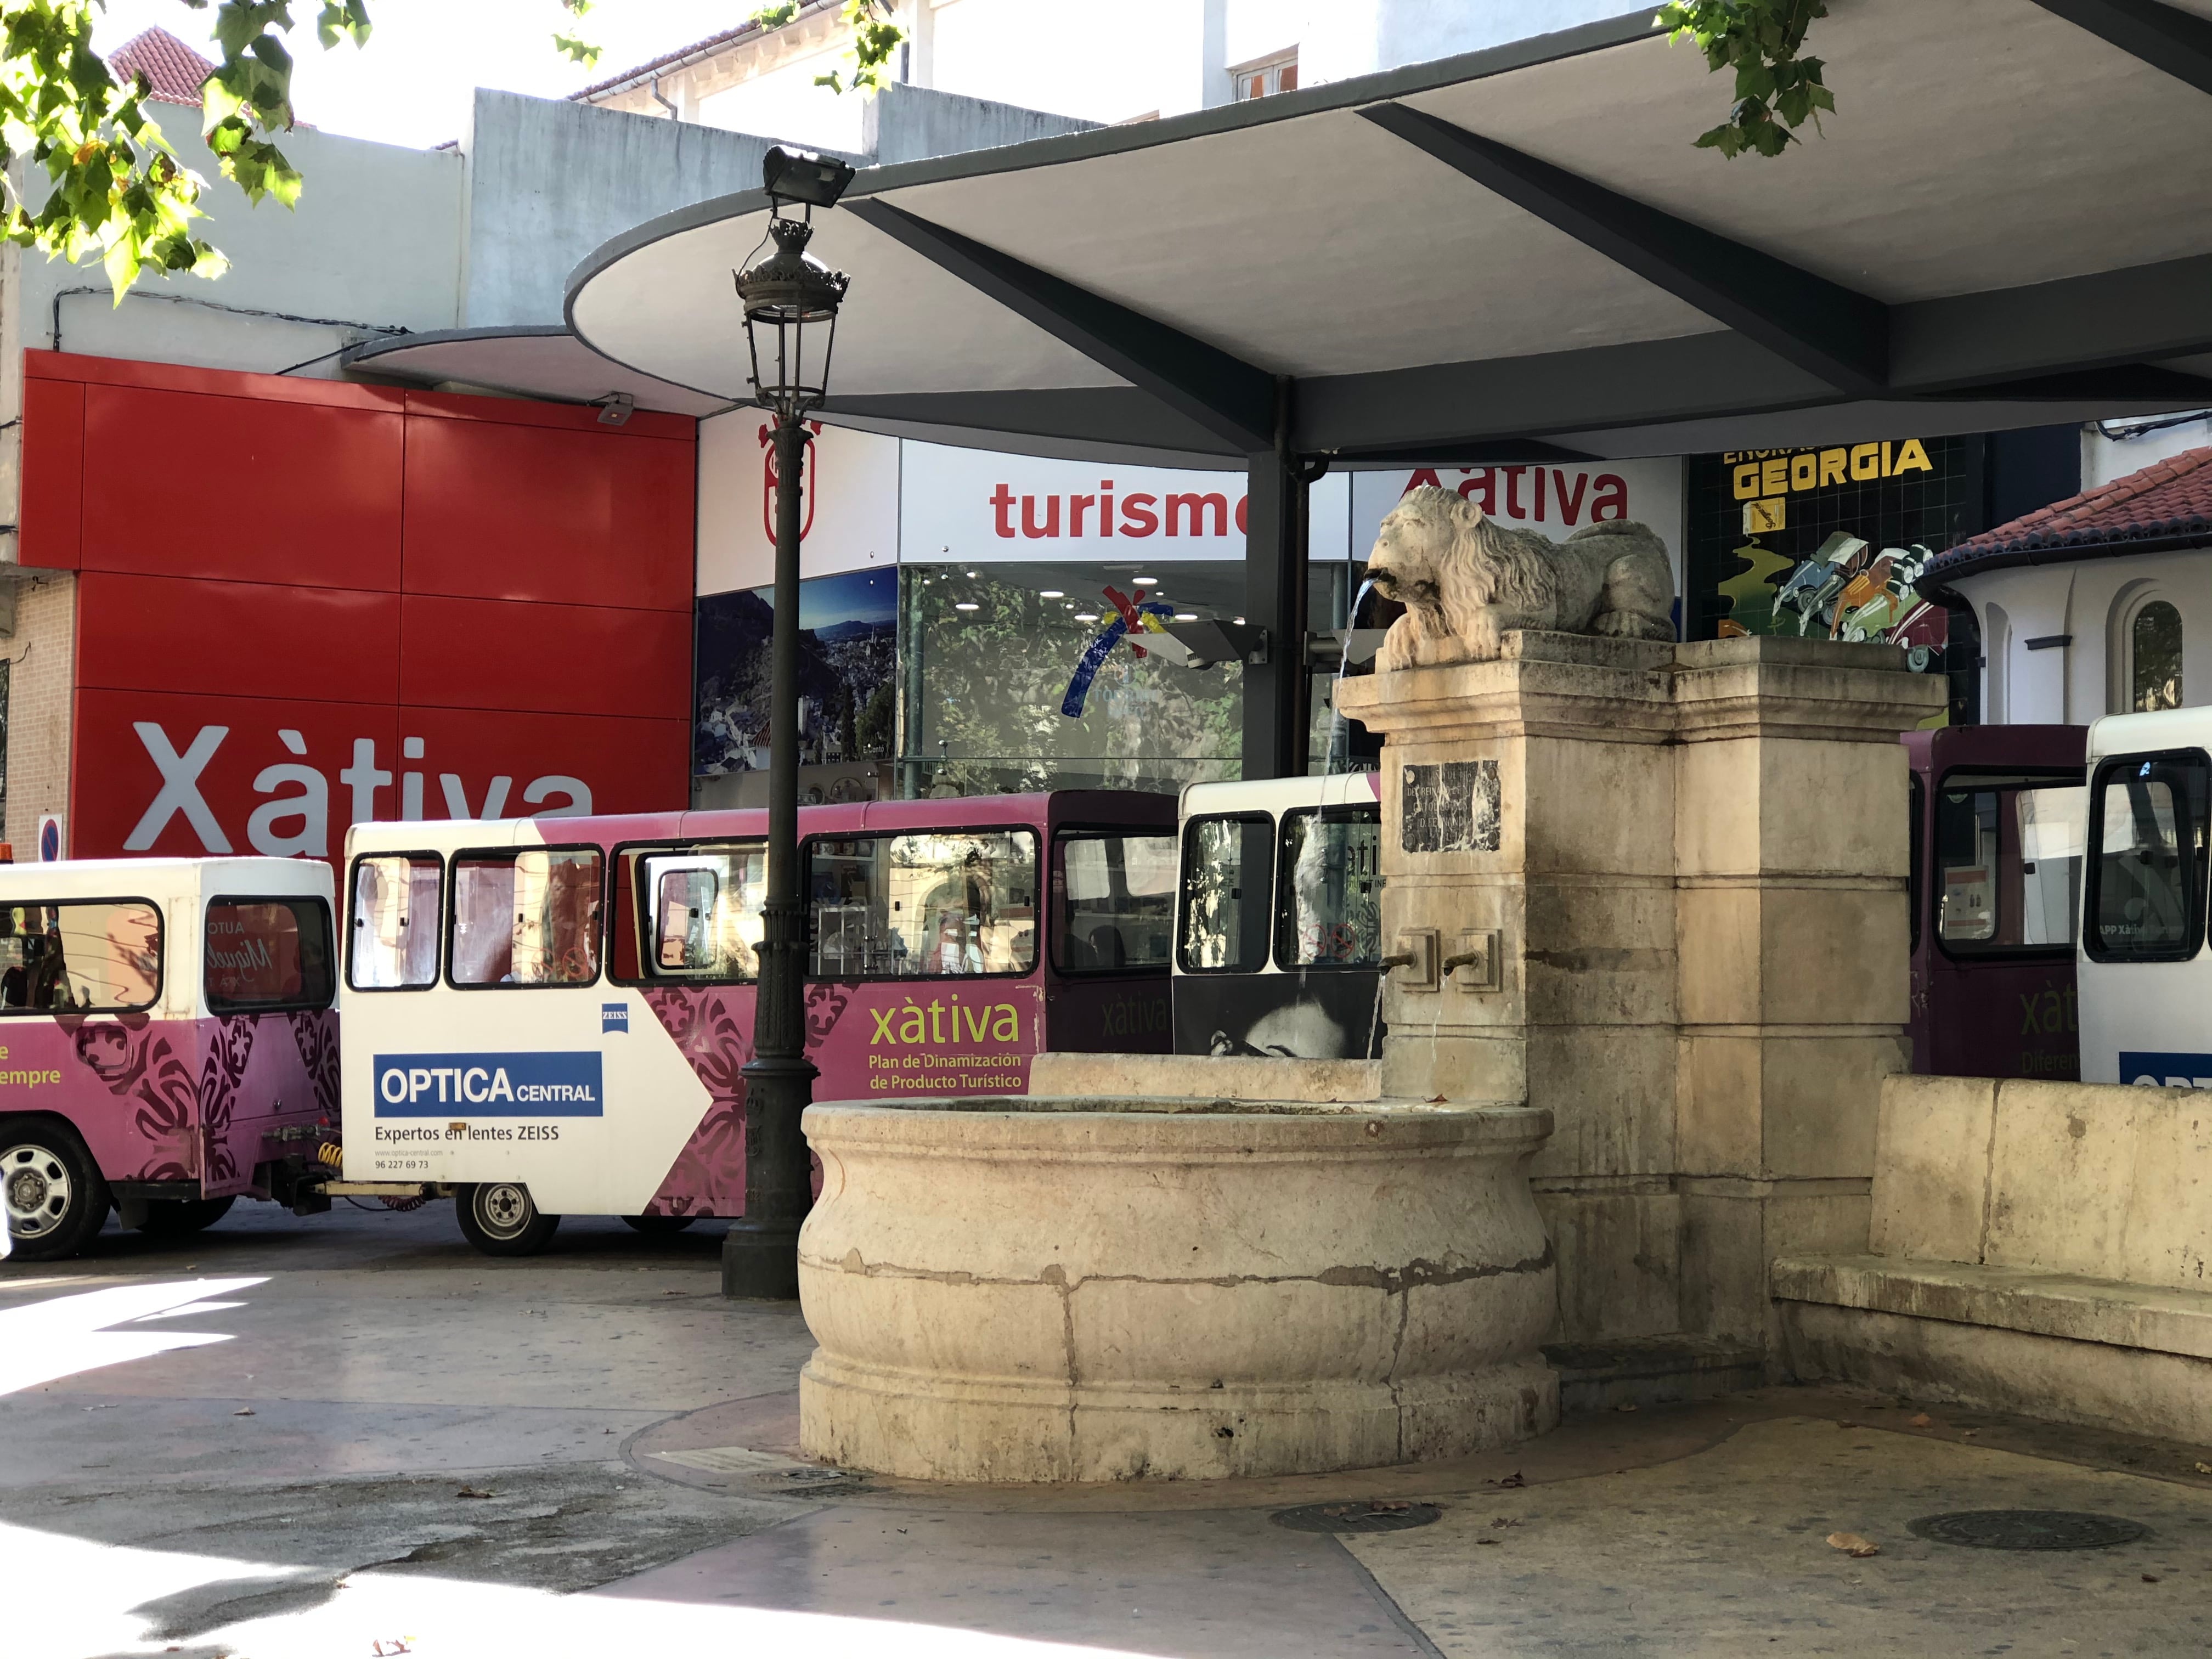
left=1929, top=444, right=2212, bottom=575
left=108, top=26, right=218, bottom=107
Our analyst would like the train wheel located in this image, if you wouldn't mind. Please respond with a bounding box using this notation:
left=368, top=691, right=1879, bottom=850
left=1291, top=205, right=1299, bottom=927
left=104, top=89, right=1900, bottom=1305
left=1, top=1121, right=111, bottom=1261
left=455, top=1181, right=560, bottom=1256
left=137, top=1196, right=237, bottom=1237
left=622, top=1213, right=697, bottom=1235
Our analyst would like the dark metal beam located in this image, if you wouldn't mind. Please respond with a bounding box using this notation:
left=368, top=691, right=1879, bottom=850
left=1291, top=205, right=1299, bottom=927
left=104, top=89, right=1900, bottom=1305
left=1359, top=102, right=1892, bottom=397
left=844, top=199, right=1277, bottom=450
left=1914, top=364, right=2212, bottom=402
left=2028, top=0, right=2212, bottom=96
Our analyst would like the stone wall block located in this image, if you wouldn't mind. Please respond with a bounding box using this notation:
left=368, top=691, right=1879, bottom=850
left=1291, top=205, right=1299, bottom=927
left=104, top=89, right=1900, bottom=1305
left=1677, top=1034, right=1763, bottom=1177
left=1526, top=1028, right=1677, bottom=1177
left=1870, top=1074, right=1997, bottom=1262
left=1520, top=879, right=1677, bottom=1026
left=1534, top=1188, right=1682, bottom=1340
left=1984, top=1078, right=2141, bottom=1278
left=1522, top=734, right=1674, bottom=878
left=1760, top=1034, right=1907, bottom=1180
left=2115, top=1087, right=2212, bottom=1291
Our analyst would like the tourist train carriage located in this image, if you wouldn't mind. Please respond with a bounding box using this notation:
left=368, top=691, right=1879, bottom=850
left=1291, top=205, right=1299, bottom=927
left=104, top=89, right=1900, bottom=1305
left=1172, top=772, right=1386, bottom=1061
left=1905, top=726, right=2086, bottom=1081
left=2076, top=706, right=2212, bottom=1088
left=0, top=856, right=337, bottom=1260
left=335, top=791, right=1174, bottom=1254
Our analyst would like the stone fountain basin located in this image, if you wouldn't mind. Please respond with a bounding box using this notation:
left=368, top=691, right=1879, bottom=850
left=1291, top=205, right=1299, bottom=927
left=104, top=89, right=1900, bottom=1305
left=797, top=1094, right=1559, bottom=1483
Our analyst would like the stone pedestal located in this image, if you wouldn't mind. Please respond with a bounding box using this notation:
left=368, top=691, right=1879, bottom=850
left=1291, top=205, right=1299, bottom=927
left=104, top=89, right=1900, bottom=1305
left=798, top=1096, right=1557, bottom=1482
left=1335, top=634, right=1943, bottom=1348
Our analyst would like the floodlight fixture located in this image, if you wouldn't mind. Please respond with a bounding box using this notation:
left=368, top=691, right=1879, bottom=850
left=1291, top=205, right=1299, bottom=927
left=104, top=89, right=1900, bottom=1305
left=763, top=145, right=856, bottom=211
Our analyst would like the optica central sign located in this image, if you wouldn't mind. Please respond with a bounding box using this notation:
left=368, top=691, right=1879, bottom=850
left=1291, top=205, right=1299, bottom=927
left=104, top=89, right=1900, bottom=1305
left=373, top=1051, right=606, bottom=1117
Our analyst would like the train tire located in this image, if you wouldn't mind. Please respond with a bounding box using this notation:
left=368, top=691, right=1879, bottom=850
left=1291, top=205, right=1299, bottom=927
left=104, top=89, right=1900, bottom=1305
left=455, top=1181, right=560, bottom=1256
left=137, top=1196, right=237, bottom=1237
left=1, top=1119, right=111, bottom=1261
left=621, top=1213, right=697, bottom=1235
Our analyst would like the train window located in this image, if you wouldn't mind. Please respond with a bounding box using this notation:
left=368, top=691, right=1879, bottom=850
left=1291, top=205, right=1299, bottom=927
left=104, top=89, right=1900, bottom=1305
left=449, top=849, right=604, bottom=988
left=0, top=900, right=161, bottom=1013
left=1276, top=807, right=1383, bottom=969
left=1933, top=777, right=2086, bottom=955
left=348, top=855, right=442, bottom=990
left=808, top=830, right=1037, bottom=979
left=2086, top=753, right=2210, bottom=962
left=207, top=897, right=335, bottom=1013
left=634, top=844, right=766, bottom=981
left=1178, top=815, right=1273, bottom=973
left=1054, top=831, right=1175, bottom=973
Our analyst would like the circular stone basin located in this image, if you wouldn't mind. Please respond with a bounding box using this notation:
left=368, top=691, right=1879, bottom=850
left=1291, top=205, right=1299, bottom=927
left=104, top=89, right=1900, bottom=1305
left=798, top=1095, right=1559, bottom=1484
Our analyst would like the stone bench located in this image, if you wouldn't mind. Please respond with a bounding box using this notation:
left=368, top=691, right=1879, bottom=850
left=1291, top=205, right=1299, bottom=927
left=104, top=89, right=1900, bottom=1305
left=1771, top=1075, right=2212, bottom=1442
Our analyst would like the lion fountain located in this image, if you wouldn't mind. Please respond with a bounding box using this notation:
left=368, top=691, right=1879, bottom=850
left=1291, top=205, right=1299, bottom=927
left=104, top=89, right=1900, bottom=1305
left=1364, top=484, right=1675, bottom=668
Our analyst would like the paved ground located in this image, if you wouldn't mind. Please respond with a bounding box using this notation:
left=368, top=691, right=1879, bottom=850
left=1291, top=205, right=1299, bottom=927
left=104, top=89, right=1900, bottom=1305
left=7, top=1200, right=2212, bottom=1658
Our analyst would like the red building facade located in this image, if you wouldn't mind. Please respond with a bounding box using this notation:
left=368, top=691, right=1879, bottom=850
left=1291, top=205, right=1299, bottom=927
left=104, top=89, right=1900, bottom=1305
left=15, top=352, right=694, bottom=860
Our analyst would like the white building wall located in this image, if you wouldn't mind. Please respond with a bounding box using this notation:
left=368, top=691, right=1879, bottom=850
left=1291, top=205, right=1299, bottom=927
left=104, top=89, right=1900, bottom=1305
left=1957, top=548, right=2212, bottom=723
left=2084, top=417, right=2212, bottom=490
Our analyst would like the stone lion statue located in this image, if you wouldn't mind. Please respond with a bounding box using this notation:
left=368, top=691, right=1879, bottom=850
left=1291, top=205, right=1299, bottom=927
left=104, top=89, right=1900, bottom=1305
left=1364, top=486, right=1675, bottom=671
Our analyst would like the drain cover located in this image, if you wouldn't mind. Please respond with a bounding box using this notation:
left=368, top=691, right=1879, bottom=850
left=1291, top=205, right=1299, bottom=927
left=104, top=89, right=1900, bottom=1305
left=1908, top=1510, right=2149, bottom=1551
left=1271, top=1500, right=1442, bottom=1534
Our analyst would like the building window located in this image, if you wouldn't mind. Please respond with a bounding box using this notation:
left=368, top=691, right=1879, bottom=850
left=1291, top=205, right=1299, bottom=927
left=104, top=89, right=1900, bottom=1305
left=2132, top=599, right=2183, bottom=712
left=1231, top=50, right=1297, bottom=101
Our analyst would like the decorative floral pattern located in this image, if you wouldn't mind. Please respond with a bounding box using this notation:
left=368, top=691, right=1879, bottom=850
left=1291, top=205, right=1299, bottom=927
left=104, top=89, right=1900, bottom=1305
left=195, top=1016, right=257, bottom=1187
left=287, top=1008, right=341, bottom=1120
left=68, top=1014, right=199, bottom=1182
left=804, top=983, right=851, bottom=1048
left=639, top=990, right=752, bottom=1217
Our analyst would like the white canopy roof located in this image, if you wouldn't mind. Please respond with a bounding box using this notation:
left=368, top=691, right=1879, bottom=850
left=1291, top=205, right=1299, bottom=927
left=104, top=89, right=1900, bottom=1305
left=538, top=1, right=2212, bottom=464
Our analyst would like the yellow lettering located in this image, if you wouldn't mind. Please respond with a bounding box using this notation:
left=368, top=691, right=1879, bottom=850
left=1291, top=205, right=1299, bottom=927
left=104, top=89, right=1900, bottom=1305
left=868, top=1007, right=895, bottom=1045
left=1760, top=457, right=1788, bottom=495
left=1849, top=443, right=1880, bottom=481
left=1789, top=452, right=1818, bottom=492
left=1731, top=461, right=1761, bottom=500
left=898, top=1005, right=927, bottom=1045
left=1892, top=437, right=1933, bottom=476
left=1880, top=440, right=1894, bottom=477
left=1818, top=449, right=1846, bottom=487
left=991, top=1004, right=1019, bottom=1042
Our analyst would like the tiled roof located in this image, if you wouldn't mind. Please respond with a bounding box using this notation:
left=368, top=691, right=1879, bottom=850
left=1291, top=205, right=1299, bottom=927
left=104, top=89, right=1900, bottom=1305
left=569, top=0, right=840, bottom=100
left=109, top=27, right=218, bottom=106
left=1928, top=445, right=2212, bottom=577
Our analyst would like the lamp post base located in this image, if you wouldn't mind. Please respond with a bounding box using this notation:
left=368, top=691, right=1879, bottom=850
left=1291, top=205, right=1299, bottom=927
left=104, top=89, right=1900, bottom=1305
left=722, top=1217, right=804, bottom=1300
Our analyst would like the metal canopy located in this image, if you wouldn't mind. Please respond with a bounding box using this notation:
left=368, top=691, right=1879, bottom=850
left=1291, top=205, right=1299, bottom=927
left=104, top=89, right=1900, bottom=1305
left=341, top=327, right=733, bottom=419
left=561, top=0, right=2212, bottom=466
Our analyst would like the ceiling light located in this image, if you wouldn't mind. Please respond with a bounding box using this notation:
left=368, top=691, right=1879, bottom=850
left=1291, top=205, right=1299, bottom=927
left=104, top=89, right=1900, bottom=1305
left=1040, top=590, right=1065, bottom=599
left=1233, top=616, right=1246, bottom=624
left=1173, top=612, right=1197, bottom=621
left=1133, top=576, right=1158, bottom=586
left=967, top=570, right=981, bottom=578
left=1074, top=612, right=1100, bottom=623
left=955, top=602, right=979, bottom=612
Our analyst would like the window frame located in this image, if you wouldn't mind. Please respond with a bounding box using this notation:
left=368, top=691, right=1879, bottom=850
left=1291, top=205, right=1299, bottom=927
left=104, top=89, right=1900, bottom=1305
left=802, top=824, right=1043, bottom=985
left=205, top=893, right=336, bottom=1015
left=344, top=850, right=446, bottom=995
left=442, top=842, right=608, bottom=992
left=1049, top=823, right=1178, bottom=978
left=1908, top=772, right=1925, bottom=955
left=1176, top=811, right=1276, bottom=977
left=0, top=894, right=164, bottom=1017
left=2083, top=747, right=2211, bottom=966
left=608, top=837, right=771, bottom=989
left=1271, top=802, right=1385, bottom=974
left=2129, top=596, right=2186, bottom=714
left=1928, top=767, right=2086, bottom=965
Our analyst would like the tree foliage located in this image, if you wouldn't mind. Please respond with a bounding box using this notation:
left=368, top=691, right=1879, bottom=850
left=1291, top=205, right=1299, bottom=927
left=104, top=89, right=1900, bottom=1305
left=746, top=0, right=901, bottom=95
left=1656, top=0, right=1833, bottom=158
left=0, top=0, right=596, bottom=301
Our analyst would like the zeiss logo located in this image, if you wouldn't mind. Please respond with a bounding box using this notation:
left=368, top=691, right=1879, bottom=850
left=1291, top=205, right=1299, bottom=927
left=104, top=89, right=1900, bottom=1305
left=374, top=1052, right=605, bottom=1118
left=2119, top=1052, right=2212, bottom=1090
left=602, top=1003, right=628, bottom=1035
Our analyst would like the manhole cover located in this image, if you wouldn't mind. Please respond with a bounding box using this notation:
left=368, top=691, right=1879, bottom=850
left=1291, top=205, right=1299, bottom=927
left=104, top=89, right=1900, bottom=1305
left=1908, top=1510, right=2149, bottom=1551
left=1271, top=1500, right=1442, bottom=1535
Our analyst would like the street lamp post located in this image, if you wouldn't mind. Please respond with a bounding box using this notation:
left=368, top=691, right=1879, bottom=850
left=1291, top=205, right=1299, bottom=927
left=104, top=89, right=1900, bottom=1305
left=724, top=146, right=854, bottom=1300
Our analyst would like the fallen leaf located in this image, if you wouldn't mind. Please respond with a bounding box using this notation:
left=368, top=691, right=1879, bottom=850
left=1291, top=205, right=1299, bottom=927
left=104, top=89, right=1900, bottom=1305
left=1826, top=1532, right=1880, bottom=1558
left=1615, top=1403, right=1638, bottom=1413
left=2143, top=1574, right=2161, bottom=1584
left=1426, top=1094, right=1448, bottom=1104
left=1491, top=1517, right=1522, bottom=1529
left=1836, top=1420, right=1858, bottom=1429
left=1485, top=1471, right=1526, bottom=1489
left=1368, top=1500, right=1410, bottom=1513
left=232, top=1407, right=255, bottom=1418
left=1961, top=1430, right=1979, bottom=1438
left=1909, top=1413, right=1934, bottom=1428
left=455, top=1486, right=495, bottom=1500
left=2195, top=1462, right=2212, bottom=1475
left=1476, top=1537, right=1500, bottom=1547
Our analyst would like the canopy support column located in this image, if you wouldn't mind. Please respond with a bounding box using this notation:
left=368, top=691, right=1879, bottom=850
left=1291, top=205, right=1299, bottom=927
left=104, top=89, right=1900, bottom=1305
left=1243, top=382, right=1321, bottom=781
